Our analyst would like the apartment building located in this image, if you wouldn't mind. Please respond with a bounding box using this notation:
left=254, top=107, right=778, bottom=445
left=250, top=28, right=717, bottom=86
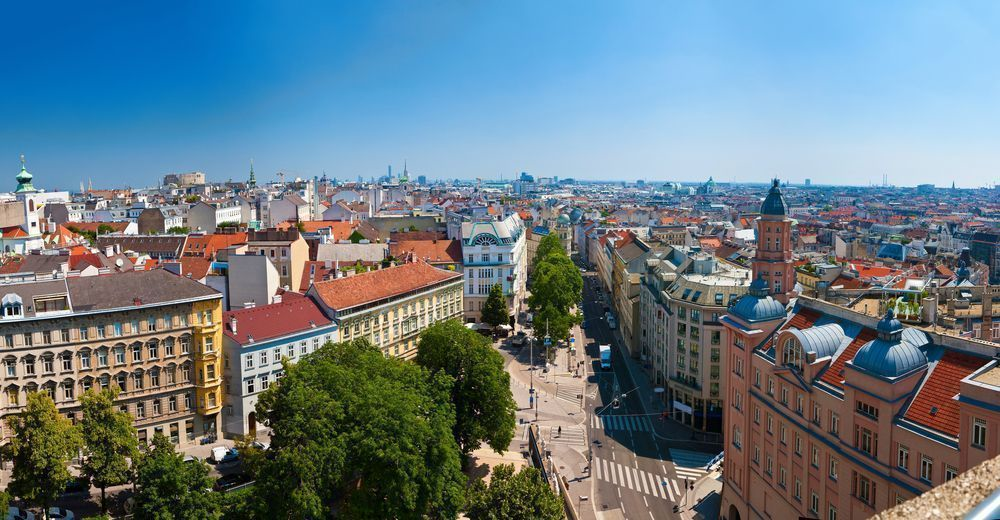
left=246, top=228, right=309, bottom=293
left=640, top=250, right=750, bottom=434
left=460, top=213, right=527, bottom=323
left=307, top=261, right=463, bottom=359
left=0, top=269, right=223, bottom=445
left=220, top=293, right=338, bottom=438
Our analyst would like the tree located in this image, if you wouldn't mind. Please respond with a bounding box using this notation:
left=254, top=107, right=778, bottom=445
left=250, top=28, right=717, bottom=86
left=184, top=194, right=201, bottom=203
left=481, top=283, right=509, bottom=328
left=4, top=392, right=83, bottom=517
left=294, top=220, right=306, bottom=233
left=416, top=321, right=517, bottom=456
left=133, top=433, right=220, bottom=520
left=252, top=339, right=465, bottom=519
left=97, top=223, right=115, bottom=235
left=81, top=387, right=140, bottom=513
left=167, top=226, right=190, bottom=235
left=532, top=234, right=563, bottom=271
left=465, top=464, right=564, bottom=520
left=348, top=230, right=367, bottom=243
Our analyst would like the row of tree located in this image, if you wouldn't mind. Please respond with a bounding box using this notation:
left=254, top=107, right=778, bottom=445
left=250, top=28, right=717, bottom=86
left=527, top=233, right=584, bottom=342
left=0, top=321, right=562, bottom=519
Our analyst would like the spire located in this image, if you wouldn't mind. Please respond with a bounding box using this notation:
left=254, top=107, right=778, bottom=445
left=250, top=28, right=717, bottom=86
left=247, top=159, right=257, bottom=189
left=14, top=154, right=35, bottom=193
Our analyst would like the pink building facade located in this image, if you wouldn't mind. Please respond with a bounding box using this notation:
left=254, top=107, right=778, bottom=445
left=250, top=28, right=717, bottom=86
left=718, top=181, right=1000, bottom=520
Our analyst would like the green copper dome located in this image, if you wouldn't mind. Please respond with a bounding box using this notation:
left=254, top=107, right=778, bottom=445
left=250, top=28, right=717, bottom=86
left=14, top=155, right=35, bottom=193
left=760, top=178, right=787, bottom=216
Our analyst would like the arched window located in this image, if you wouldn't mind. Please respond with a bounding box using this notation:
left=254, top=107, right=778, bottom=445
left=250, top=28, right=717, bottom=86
left=782, top=337, right=802, bottom=370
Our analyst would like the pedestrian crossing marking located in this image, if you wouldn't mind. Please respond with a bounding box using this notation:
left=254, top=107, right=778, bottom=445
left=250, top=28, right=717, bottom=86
left=547, top=425, right=586, bottom=446
left=592, top=414, right=653, bottom=432
left=592, top=456, right=691, bottom=502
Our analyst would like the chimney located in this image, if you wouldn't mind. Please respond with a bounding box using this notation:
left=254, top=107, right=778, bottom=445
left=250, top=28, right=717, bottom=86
left=133, top=297, right=142, bottom=306
left=272, top=294, right=282, bottom=304
left=244, top=301, right=256, bottom=309
left=230, top=316, right=237, bottom=333
left=105, top=245, right=114, bottom=257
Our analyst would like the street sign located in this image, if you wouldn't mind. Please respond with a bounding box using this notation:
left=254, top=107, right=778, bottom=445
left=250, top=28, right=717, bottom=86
left=544, top=336, right=552, bottom=346
left=570, top=337, right=576, bottom=343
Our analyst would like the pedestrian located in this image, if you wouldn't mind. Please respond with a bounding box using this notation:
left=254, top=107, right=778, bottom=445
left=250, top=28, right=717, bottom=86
left=558, top=426, right=562, bottom=437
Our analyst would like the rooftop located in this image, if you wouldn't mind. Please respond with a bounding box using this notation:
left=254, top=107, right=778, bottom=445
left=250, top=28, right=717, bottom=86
left=223, top=295, right=332, bottom=344
left=310, top=261, right=461, bottom=312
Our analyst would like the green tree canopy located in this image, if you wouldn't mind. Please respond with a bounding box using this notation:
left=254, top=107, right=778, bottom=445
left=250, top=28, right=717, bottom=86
left=134, top=433, right=220, bottom=520
left=532, top=233, right=563, bottom=271
left=465, top=464, right=564, bottom=520
left=528, top=254, right=583, bottom=318
left=416, top=321, right=517, bottom=456
left=348, top=230, right=367, bottom=243
left=4, top=392, right=84, bottom=515
left=81, top=388, right=140, bottom=513
left=167, top=226, right=191, bottom=235
left=253, top=339, right=466, bottom=519
left=481, top=283, right=510, bottom=328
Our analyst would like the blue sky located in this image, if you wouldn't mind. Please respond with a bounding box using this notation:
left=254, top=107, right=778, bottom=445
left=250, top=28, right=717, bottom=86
left=3, top=1, right=999, bottom=189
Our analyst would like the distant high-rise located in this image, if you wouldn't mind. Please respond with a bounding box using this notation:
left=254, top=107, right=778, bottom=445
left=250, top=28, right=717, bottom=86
left=804, top=178, right=811, bottom=186
left=417, top=175, right=427, bottom=185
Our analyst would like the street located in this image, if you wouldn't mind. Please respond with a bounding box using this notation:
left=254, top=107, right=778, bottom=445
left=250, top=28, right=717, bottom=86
left=501, top=262, right=721, bottom=520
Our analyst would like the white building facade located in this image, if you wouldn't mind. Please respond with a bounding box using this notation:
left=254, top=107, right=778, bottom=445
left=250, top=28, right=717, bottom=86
left=460, top=213, right=527, bottom=323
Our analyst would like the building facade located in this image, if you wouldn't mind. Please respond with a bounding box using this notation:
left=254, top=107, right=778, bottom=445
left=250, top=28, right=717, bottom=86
left=307, top=261, right=464, bottom=359
left=221, top=294, right=338, bottom=438
left=0, top=269, right=223, bottom=445
left=246, top=228, right=309, bottom=293
left=460, top=213, right=527, bottom=323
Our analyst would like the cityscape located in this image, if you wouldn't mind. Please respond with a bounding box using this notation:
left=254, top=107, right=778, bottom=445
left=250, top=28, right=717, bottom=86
left=3, top=3, right=1000, bottom=520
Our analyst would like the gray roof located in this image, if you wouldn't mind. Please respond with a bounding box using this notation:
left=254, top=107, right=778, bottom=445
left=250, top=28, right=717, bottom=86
left=95, top=236, right=187, bottom=257
left=761, top=179, right=787, bottom=216
left=850, top=309, right=927, bottom=379
left=787, top=324, right=846, bottom=359
left=0, top=279, right=71, bottom=318
left=67, top=269, right=220, bottom=312
left=730, top=293, right=786, bottom=323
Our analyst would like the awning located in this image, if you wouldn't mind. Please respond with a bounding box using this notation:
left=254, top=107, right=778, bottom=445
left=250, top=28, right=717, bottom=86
left=673, top=401, right=693, bottom=415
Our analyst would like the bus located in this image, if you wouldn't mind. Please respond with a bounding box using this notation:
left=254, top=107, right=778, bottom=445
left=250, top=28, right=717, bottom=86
left=599, top=345, right=612, bottom=370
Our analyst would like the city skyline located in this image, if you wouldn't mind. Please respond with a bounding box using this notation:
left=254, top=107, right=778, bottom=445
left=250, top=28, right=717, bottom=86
left=4, top=1, right=1000, bottom=189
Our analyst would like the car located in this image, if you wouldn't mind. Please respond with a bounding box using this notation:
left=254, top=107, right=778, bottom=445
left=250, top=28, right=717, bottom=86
left=218, top=448, right=240, bottom=464
left=47, top=508, right=74, bottom=520
left=210, top=446, right=229, bottom=463
left=183, top=454, right=200, bottom=464
left=6, top=507, right=35, bottom=520
left=62, top=477, right=90, bottom=496
left=214, top=472, right=253, bottom=492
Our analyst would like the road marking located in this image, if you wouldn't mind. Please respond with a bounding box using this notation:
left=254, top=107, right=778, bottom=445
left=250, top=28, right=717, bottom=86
left=602, top=458, right=610, bottom=483
left=663, top=478, right=674, bottom=501
left=643, top=496, right=649, bottom=507
left=617, top=464, right=627, bottom=490
left=594, top=457, right=601, bottom=479
left=650, top=473, right=663, bottom=499
left=671, top=479, right=681, bottom=497
left=609, top=461, right=617, bottom=485
left=624, top=464, right=634, bottom=490
left=675, top=467, right=707, bottom=478
left=638, top=469, right=650, bottom=495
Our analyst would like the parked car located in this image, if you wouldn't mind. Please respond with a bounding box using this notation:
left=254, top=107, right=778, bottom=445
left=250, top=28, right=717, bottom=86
left=6, top=507, right=35, bottom=520
left=183, top=454, right=200, bottom=464
left=214, top=472, right=253, bottom=492
left=47, top=508, right=74, bottom=520
left=211, top=446, right=240, bottom=464
left=62, top=477, right=90, bottom=496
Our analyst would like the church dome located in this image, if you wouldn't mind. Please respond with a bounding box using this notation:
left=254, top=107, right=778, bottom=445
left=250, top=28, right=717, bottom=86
left=730, top=278, right=785, bottom=323
left=851, top=309, right=927, bottom=379
left=557, top=214, right=571, bottom=226
left=760, top=179, right=787, bottom=216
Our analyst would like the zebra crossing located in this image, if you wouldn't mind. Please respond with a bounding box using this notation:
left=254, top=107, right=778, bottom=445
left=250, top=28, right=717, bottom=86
left=555, top=382, right=584, bottom=403
left=593, top=457, right=686, bottom=501
left=590, top=413, right=654, bottom=432
left=546, top=425, right=586, bottom=446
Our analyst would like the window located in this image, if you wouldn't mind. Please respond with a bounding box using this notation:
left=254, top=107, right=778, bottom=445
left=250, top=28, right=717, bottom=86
left=116, top=374, right=127, bottom=392
left=811, top=493, right=820, bottom=514
left=148, top=342, right=159, bottom=360
left=184, top=393, right=192, bottom=410
left=245, top=355, right=254, bottom=369
left=153, top=399, right=161, bottom=415
left=766, top=456, right=773, bottom=476
left=920, top=456, right=933, bottom=482
left=794, top=433, right=802, bottom=455
left=767, top=377, right=774, bottom=395
left=732, top=425, right=742, bottom=448
left=828, top=504, right=837, bottom=520
left=79, top=327, right=89, bottom=340
left=4, top=359, right=15, bottom=377
left=62, top=383, right=73, bottom=401
left=260, top=374, right=269, bottom=390
left=811, top=445, right=819, bottom=467
left=204, top=337, right=214, bottom=353
left=813, top=404, right=822, bottom=426
left=753, top=446, right=760, bottom=464
left=61, top=329, right=70, bottom=342
left=246, top=378, right=255, bottom=394
left=779, top=467, right=786, bottom=487
left=780, top=424, right=787, bottom=444
left=136, top=402, right=145, bottom=418
left=767, top=414, right=773, bottom=434
left=260, top=350, right=268, bottom=365
left=147, top=317, right=156, bottom=332
left=856, top=400, right=879, bottom=420
left=61, top=353, right=73, bottom=371
left=80, top=352, right=91, bottom=369
left=169, top=396, right=177, bottom=412
left=132, top=371, right=144, bottom=390
left=794, top=478, right=802, bottom=501
left=180, top=338, right=190, bottom=354
left=754, top=368, right=760, bottom=387
left=897, top=445, right=909, bottom=471
left=150, top=370, right=160, bottom=387
left=829, top=457, right=838, bottom=480
left=113, top=323, right=123, bottom=337
left=132, top=345, right=142, bottom=363
left=972, top=418, right=987, bottom=449
left=781, top=386, right=788, bottom=405
left=853, top=472, right=874, bottom=505
left=98, top=350, right=108, bottom=367
left=753, top=405, right=760, bottom=424
left=165, top=339, right=175, bottom=357
left=181, top=365, right=190, bottom=382
left=945, top=465, right=958, bottom=482
left=300, top=341, right=307, bottom=355
left=43, top=356, right=54, bottom=373
left=830, top=412, right=840, bottom=435
left=855, top=425, right=877, bottom=457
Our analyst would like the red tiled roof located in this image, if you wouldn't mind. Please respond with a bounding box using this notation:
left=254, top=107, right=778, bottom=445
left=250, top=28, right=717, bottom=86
left=389, top=239, right=462, bottom=265
left=300, top=261, right=335, bottom=289
left=904, top=351, right=986, bottom=437
left=1, top=226, right=29, bottom=238
left=223, top=297, right=331, bottom=344
left=819, top=328, right=878, bottom=389
left=783, top=308, right=823, bottom=332
left=310, top=261, right=461, bottom=311
left=275, top=220, right=360, bottom=240
left=65, top=221, right=130, bottom=233
left=183, top=233, right=247, bottom=257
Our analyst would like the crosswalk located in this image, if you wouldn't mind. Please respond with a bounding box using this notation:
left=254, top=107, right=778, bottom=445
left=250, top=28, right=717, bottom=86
left=590, top=414, right=654, bottom=432
left=555, top=382, right=584, bottom=403
left=593, top=457, right=686, bottom=501
left=546, top=425, right=586, bottom=446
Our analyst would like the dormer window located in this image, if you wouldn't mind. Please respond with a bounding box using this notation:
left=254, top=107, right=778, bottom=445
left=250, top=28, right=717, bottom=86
left=781, top=337, right=803, bottom=370
left=1, top=294, right=23, bottom=319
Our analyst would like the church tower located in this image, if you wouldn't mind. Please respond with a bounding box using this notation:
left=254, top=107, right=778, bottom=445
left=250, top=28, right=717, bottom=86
left=247, top=159, right=257, bottom=190
left=753, top=179, right=795, bottom=303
